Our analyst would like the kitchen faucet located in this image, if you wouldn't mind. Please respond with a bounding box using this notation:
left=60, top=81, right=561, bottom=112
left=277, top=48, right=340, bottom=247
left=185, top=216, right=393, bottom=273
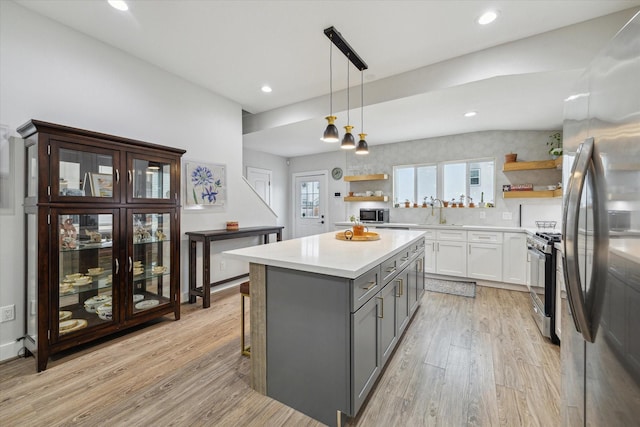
left=431, top=198, right=446, bottom=224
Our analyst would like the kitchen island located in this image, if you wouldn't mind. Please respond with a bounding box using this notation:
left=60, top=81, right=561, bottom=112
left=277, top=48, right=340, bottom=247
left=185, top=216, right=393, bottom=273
left=223, top=229, right=426, bottom=427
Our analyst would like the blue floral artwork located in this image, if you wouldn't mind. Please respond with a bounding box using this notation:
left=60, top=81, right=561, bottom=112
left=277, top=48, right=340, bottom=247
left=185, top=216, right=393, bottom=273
left=184, top=161, right=226, bottom=209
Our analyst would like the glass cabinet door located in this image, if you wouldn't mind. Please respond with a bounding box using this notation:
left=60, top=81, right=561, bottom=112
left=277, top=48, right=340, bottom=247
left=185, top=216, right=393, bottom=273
left=128, top=153, right=175, bottom=203
left=129, top=211, right=173, bottom=317
left=50, top=140, right=120, bottom=202
left=55, top=210, right=118, bottom=341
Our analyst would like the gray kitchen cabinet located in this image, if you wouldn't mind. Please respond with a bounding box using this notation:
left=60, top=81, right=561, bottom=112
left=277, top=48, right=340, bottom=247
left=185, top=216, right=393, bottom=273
left=352, top=291, right=382, bottom=413
left=377, top=277, right=397, bottom=368
left=265, top=237, right=425, bottom=427
left=394, top=269, right=410, bottom=337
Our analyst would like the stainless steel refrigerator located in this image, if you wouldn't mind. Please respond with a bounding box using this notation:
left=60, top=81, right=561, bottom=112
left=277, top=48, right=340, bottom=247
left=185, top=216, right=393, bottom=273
left=561, top=11, right=640, bottom=426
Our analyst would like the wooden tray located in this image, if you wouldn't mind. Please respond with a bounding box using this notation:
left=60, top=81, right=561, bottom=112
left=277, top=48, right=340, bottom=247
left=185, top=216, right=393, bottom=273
left=335, top=231, right=380, bottom=241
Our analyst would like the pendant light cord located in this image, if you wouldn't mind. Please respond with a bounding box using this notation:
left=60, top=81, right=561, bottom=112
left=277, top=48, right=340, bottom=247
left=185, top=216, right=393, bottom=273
left=329, top=35, right=333, bottom=116
left=346, top=54, right=350, bottom=124
left=360, top=70, right=364, bottom=132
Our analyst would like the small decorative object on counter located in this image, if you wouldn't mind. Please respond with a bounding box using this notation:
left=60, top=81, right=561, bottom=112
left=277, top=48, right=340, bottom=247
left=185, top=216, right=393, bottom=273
left=505, top=152, right=517, bottom=163
left=443, top=200, right=449, bottom=207
left=404, top=199, right=411, bottom=208
left=459, top=194, right=465, bottom=207
left=467, top=196, right=475, bottom=208
left=226, top=221, right=239, bottom=231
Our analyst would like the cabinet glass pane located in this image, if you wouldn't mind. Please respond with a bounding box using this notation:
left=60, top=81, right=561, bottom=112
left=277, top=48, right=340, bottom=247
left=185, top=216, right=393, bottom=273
left=132, top=159, right=171, bottom=199
left=132, top=213, right=171, bottom=312
left=59, top=213, right=115, bottom=334
left=59, top=148, right=113, bottom=197
left=26, top=143, right=38, bottom=198
left=26, top=214, right=37, bottom=340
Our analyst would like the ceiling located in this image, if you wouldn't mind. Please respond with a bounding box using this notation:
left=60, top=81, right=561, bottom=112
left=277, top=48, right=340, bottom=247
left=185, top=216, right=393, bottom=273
left=15, top=0, right=640, bottom=157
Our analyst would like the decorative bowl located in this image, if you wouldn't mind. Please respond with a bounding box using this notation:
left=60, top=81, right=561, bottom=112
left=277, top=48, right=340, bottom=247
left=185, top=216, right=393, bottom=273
left=96, top=302, right=113, bottom=321
left=87, top=267, right=104, bottom=276
left=84, top=295, right=112, bottom=313
left=152, top=265, right=167, bottom=275
left=133, top=294, right=144, bottom=303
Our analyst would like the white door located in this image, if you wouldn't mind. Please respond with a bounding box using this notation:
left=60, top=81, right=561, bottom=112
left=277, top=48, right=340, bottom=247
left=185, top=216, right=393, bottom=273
left=247, top=167, right=271, bottom=206
left=293, top=172, right=328, bottom=238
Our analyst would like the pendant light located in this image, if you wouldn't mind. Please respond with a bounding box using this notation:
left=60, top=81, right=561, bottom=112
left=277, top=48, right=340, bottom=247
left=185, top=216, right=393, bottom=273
left=356, top=69, right=369, bottom=155
left=321, top=34, right=339, bottom=143
left=341, top=53, right=356, bottom=150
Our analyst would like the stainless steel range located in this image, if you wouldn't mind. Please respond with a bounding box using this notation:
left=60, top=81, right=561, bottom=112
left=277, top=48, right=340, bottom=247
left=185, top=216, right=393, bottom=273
left=526, top=231, right=561, bottom=344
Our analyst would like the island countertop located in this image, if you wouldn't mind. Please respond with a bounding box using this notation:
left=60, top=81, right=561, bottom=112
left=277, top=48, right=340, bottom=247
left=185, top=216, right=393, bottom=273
left=223, top=229, right=426, bottom=279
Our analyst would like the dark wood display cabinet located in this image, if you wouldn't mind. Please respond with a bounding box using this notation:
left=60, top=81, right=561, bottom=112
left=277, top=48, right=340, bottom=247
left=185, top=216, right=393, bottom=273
left=18, top=120, right=185, bottom=371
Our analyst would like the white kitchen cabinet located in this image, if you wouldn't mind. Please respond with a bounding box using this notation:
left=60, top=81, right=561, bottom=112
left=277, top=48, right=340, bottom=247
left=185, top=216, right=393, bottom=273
left=502, top=232, right=527, bottom=285
left=468, top=242, right=503, bottom=281
left=424, top=240, right=436, bottom=273
left=435, top=230, right=467, bottom=277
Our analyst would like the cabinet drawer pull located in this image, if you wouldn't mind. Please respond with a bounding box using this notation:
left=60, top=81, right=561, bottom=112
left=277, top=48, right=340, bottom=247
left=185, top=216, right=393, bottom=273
left=386, top=267, right=397, bottom=274
left=396, top=278, right=404, bottom=296
left=401, top=256, right=410, bottom=261
left=128, top=256, right=133, bottom=272
left=115, top=169, right=120, bottom=183
left=376, top=296, right=384, bottom=318
left=362, top=281, right=376, bottom=291
left=115, top=258, right=119, bottom=275
left=127, top=170, right=132, bottom=183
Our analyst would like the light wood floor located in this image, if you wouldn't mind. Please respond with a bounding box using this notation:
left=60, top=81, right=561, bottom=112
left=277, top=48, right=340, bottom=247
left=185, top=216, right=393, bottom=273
left=0, top=284, right=560, bottom=426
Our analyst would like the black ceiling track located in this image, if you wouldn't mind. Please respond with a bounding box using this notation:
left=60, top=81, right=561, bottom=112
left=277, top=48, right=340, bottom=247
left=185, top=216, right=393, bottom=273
left=324, top=26, right=368, bottom=71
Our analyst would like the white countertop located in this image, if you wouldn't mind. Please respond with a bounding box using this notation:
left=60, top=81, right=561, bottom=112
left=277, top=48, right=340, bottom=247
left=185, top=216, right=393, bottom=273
left=223, top=229, right=426, bottom=279
left=334, top=222, right=527, bottom=233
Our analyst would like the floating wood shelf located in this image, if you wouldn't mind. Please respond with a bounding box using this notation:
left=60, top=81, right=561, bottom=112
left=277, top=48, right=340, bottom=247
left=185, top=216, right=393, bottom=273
left=344, top=174, right=389, bottom=182
left=344, top=196, right=389, bottom=202
left=503, top=156, right=563, bottom=172
left=503, top=189, right=562, bottom=199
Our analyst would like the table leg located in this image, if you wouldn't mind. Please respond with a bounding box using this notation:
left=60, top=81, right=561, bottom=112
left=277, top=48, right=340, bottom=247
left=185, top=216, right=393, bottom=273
left=203, top=238, right=211, bottom=308
left=188, top=239, right=197, bottom=304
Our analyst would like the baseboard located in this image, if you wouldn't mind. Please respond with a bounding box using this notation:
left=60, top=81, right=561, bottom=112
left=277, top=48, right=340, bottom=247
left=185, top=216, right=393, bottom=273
left=0, top=339, right=23, bottom=362
left=423, top=273, right=528, bottom=293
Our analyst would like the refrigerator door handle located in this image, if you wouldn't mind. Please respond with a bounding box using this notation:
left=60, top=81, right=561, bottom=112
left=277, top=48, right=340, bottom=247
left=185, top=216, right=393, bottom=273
left=562, top=137, right=595, bottom=343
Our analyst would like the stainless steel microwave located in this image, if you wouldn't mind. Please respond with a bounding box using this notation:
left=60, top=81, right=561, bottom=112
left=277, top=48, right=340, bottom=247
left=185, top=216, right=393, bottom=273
left=359, top=208, right=389, bottom=223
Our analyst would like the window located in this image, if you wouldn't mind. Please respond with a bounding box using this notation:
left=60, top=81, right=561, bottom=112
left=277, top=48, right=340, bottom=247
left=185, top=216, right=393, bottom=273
left=393, top=164, right=436, bottom=204
left=393, top=158, right=494, bottom=205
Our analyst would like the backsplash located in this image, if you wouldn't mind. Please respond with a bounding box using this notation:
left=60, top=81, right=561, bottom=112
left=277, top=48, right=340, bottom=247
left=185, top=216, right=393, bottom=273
left=343, top=129, right=563, bottom=227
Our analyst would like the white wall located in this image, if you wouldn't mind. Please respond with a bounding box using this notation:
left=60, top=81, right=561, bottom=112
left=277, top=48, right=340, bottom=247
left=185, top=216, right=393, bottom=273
left=242, top=148, right=290, bottom=239
left=288, top=150, right=349, bottom=236
left=292, top=130, right=563, bottom=228
left=0, top=2, right=276, bottom=361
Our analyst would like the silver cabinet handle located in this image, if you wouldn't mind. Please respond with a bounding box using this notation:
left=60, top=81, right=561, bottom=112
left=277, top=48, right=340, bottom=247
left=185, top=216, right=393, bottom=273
left=562, top=137, right=605, bottom=343
left=128, top=256, right=133, bottom=272
left=114, top=258, right=119, bottom=275
left=127, top=170, right=132, bottom=183
left=376, top=296, right=383, bottom=318
left=395, top=278, right=404, bottom=296
left=115, top=169, right=120, bottom=183
left=386, top=267, right=396, bottom=274
left=362, top=281, right=376, bottom=291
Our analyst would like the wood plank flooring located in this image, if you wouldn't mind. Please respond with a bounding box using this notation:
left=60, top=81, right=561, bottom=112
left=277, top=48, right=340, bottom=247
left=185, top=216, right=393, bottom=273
left=0, top=284, right=560, bottom=426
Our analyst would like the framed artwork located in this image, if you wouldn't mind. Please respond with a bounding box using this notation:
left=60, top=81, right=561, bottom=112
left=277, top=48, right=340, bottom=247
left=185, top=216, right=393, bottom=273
left=184, top=160, right=226, bottom=209
left=91, top=173, right=113, bottom=197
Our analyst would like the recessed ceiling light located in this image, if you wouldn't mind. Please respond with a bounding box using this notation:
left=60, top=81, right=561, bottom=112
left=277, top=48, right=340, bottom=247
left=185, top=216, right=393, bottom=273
left=108, top=0, right=128, bottom=11
left=477, top=10, right=498, bottom=25
left=464, top=111, right=477, bottom=117
left=261, top=85, right=272, bottom=93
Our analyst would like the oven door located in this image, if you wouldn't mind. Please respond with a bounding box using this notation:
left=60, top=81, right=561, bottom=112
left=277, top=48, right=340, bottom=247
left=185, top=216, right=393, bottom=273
left=527, top=247, right=547, bottom=311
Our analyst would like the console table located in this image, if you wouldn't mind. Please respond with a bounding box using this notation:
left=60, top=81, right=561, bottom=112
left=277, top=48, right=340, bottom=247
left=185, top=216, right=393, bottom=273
left=186, top=226, right=284, bottom=308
